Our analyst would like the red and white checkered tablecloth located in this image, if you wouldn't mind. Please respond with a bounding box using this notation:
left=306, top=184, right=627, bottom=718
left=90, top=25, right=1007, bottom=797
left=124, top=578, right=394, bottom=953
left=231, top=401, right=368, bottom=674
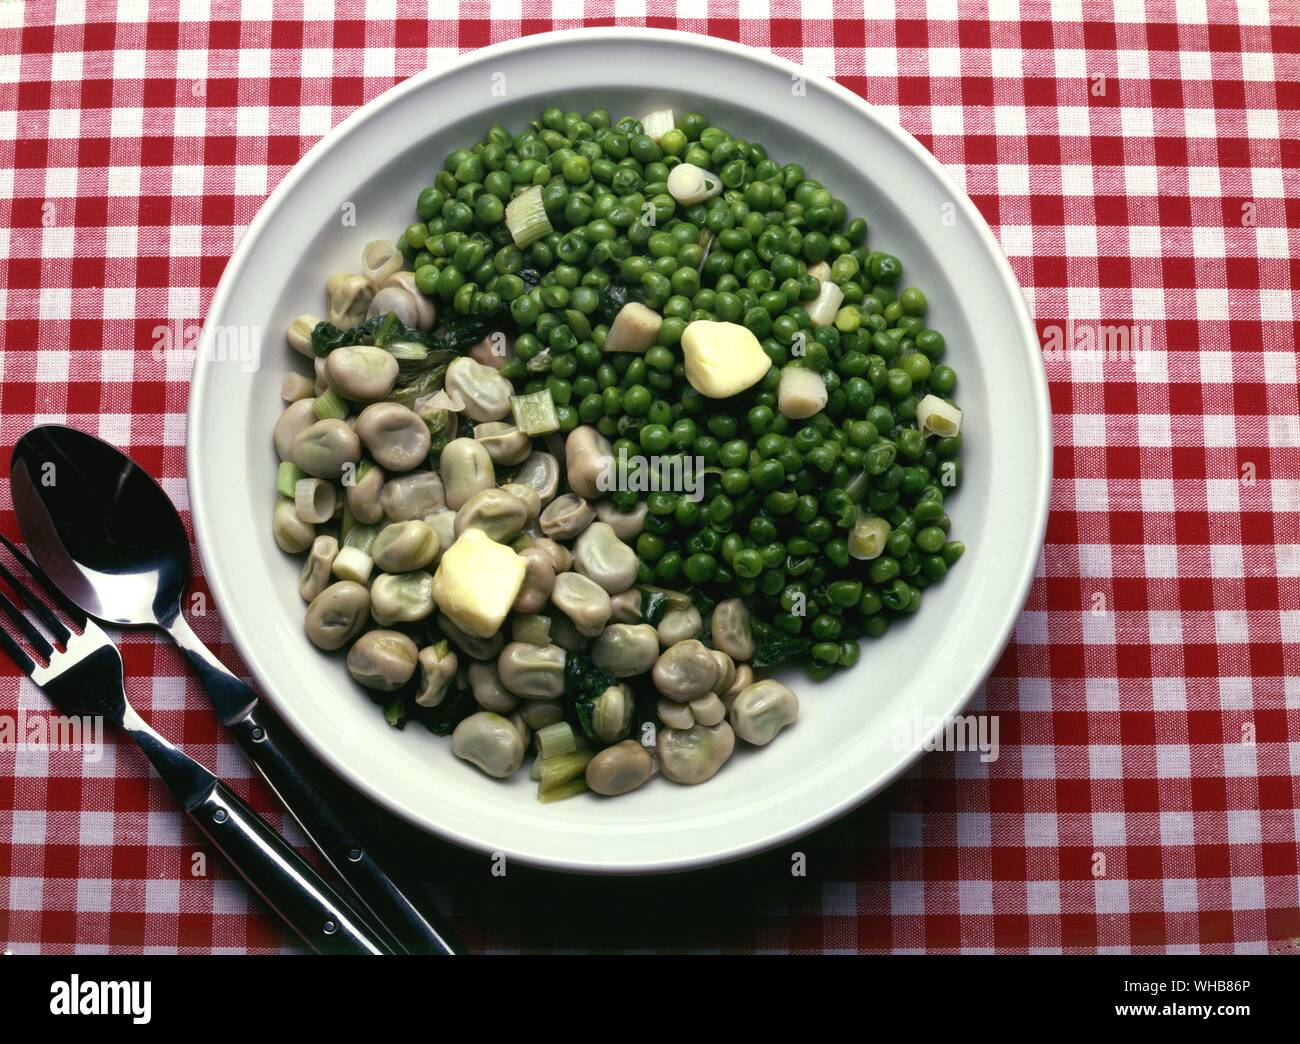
left=0, top=1, right=1297, bottom=955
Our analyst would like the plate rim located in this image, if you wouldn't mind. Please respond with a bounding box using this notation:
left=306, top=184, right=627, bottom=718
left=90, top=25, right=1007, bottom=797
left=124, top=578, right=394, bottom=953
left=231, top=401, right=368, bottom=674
left=189, top=26, right=1051, bottom=874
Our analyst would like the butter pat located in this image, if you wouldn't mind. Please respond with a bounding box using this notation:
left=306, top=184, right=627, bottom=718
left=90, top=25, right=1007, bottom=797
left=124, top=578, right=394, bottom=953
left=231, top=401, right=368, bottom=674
left=430, top=528, right=526, bottom=638
left=681, top=321, right=771, bottom=399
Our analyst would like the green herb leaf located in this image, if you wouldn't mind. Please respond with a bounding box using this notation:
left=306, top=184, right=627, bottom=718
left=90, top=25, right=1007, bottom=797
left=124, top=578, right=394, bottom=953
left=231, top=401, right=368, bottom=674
left=564, top=652, right=619, bottom=744
left=750, top=618, right=811, bottom=669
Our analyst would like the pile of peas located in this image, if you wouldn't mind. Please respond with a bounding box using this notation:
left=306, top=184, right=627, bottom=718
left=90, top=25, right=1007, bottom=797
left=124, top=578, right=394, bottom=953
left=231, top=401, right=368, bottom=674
left=395, top=107, right=964, bottom=679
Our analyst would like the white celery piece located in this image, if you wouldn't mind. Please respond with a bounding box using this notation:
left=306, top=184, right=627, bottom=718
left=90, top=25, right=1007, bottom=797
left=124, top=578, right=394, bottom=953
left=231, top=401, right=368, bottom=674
left=681, top=320, right=772, bottom=398
left=640, top=108, right=675, bottom=143
left=916, top=394, right=963, bottom=437
left=510, top=388, right=559, bottom=435
left=777, top=366, right=829, bottom=420
left=666, top=163, right=723, bottom=206
left=430, top=528, right=527, bottom=638
left=802, top=280, right=844, bottom=327
left=604, top=302, right=662, bottom=353
left=505, top=184, right=551, bottom=248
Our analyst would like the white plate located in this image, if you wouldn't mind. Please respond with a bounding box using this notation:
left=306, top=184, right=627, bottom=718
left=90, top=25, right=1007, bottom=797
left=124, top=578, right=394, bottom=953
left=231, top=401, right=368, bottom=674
left=189, top=28, right=1050, bottom=874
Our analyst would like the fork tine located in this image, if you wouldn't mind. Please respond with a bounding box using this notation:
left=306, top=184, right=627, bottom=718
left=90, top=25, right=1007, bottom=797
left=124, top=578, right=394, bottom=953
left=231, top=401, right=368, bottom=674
left=0, top=584, right=55, bottom=660
left=0, top=612, right=36, bottom=675
left=0, top=534, right=78, bottom=641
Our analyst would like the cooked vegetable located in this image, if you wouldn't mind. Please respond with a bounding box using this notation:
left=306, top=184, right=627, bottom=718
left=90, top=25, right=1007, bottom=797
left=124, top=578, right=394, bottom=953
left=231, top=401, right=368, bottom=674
left=916, top=393, right=963, bottom=437
left=656, top=722, right=735, bottom=784
left=509, top=389, right=559, bottom=436
left=505, top=184, right=551, bottom=247
left=585, top=740, right=652, bottom=796
left=273, top=497, right=314, bottom=553
left=347, top=630, right=419, bottom=691
left=303, top=581, right=370, bottom=650
left=299, top=535, right=338, bottom=602
left=451, top=712, right=526, bottom=778
left=274, top=104, right=967, bottom=801
left=728, top=679, right=799, bottom=745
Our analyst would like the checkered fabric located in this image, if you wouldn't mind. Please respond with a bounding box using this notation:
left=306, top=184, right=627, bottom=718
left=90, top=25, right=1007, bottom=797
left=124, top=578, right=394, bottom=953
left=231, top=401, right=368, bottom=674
left=1, top=1, right=1297, bottom=955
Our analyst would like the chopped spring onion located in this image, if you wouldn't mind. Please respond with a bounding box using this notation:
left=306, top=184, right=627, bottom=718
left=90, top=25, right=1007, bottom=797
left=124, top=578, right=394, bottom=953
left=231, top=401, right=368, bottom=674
left=777, top=366, right=829, bottom=420
left=294, top=477, right=337, bottom=525
left=510, top=388, right=560, bottom=435
left=313, top=387, right=348, bottom=421
left=806, top=260, right=832, bottom=283
left=529, top=756, right=544, bottom=782
left=538, top=778, right=587, bottom=804
left=640, top=108, right=675, bottom=143
left=666, top=163, right=722, bottom=206
left=605, top=302, right=663, bottom=353
left=505, top=184, right=551, bottom=248
left=332, top=545, right=372, bottom=583
left=538, top=750, right=592, bottom=794
left=277, top=461, right=306, bottom=499
left=385, top=340, right=428, bottom=364
left=512, top=613, right=552, bottom=646
left=338, top=497, right=354, bottom=544
left=916, top=394, right=963, bottom=437
left=344, top=522, right=379, bottom=553
left=848, top=513, right=891, bottom=561
left=802, top=279, right=844, bottom=327
left=536, top=721, right=577, bottom=759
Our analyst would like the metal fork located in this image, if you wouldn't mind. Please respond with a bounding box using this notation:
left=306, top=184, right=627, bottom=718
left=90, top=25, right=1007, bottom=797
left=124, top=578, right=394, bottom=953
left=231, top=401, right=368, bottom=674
left=0, top=535, right=391, bottom=955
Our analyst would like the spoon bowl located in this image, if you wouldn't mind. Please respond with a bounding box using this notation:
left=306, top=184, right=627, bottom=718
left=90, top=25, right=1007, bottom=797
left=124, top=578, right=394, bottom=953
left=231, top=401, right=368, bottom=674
left=10, top=423, right=458, bottom=953
left=11, top=426, right=190, bottom=629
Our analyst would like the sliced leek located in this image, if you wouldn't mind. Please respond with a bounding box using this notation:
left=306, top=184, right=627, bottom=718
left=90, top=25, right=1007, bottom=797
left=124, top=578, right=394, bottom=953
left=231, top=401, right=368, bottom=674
left=536, top=721, right=577, bottom=759
left=801, top=279, right=844, bottom=327
left=277, top=460, right=306, bottom=499
left=806, top=260, right=832, bottom=283
left=848, top=513, right=891, bottom=561
left=777, top=365, right=829, bottom=420
left=916, top=394, right=963, bottom=437
left=343, top=522, right=379, bottom=553
left=538, top=749, right=592, bottom=794
left=505, top=184, right=551, bottom=248
left=294, top=477, right=337, bottom=525
left=666, top=163, right=722, bottom=206
left=539, top=778, right=587, bottom=803
left=332, top=545, right=373, bottom=584
left=336, top=516, right=377, bottom=580
left=640, top=108, right=675, bottom=143
left=312, top=387, right=348, bottom=421
left=604, top=302, right=662, bottom=353
left=510, top=388, right=559, bottom=435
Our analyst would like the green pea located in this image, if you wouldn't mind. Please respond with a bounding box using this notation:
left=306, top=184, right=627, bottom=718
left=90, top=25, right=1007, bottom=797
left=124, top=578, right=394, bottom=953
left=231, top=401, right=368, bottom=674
left=674, top=498, right=701, bottom=528
left=930, top=364, right=957, bottom=395
left=639, top=423, right=670, bottom=453
left=684, top=552, right=718, bottom=583
left=827, top=579, right=863, bottom=609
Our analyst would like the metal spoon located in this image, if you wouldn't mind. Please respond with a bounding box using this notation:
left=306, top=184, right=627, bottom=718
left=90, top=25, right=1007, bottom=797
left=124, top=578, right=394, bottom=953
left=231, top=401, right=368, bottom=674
left=10, top=424, right=459, bottom=955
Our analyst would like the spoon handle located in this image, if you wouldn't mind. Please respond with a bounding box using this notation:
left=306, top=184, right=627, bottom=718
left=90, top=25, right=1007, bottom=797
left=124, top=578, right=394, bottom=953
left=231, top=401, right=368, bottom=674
left=167, top=614, right=461, bottom=956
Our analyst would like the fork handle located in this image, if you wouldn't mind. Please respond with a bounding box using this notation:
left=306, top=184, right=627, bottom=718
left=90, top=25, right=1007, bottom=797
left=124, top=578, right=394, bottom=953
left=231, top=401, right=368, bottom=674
left=227, top=704, right=462, bottom=955
left=186, top=778, right=390, bottom=955
left=168, top=612, right=458, bottom=955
